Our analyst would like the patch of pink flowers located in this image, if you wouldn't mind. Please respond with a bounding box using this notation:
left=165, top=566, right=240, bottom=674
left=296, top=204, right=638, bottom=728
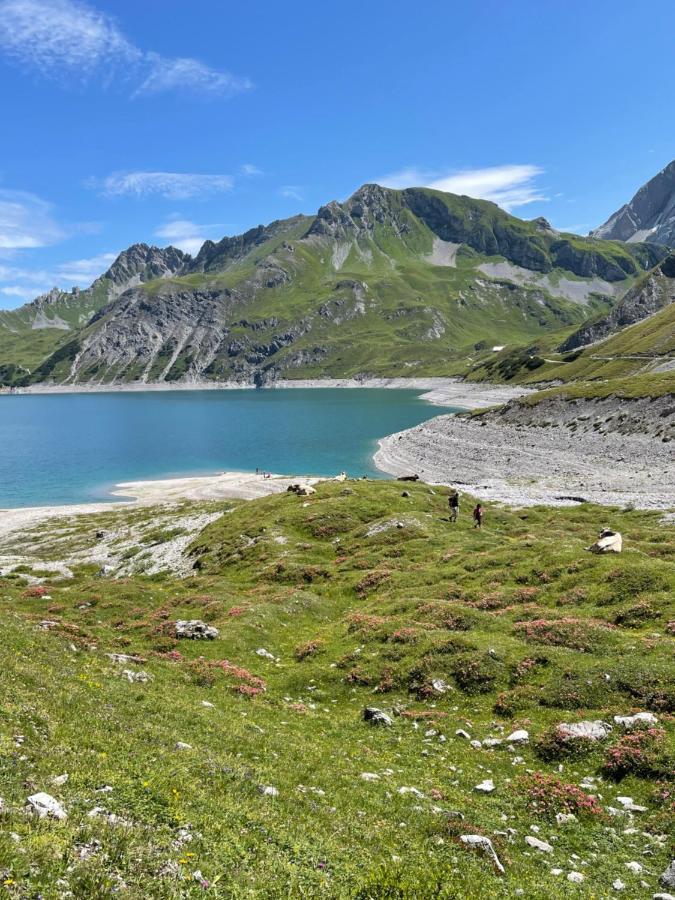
left=520, top=772, right=603, bottom=818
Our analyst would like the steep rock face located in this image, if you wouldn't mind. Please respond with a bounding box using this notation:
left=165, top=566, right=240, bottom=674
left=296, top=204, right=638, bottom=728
left=591, top=159, right=675, bottom=246
left=92, top=244, right=189, bottom=296
left=560, top=254, right=675, bottom=350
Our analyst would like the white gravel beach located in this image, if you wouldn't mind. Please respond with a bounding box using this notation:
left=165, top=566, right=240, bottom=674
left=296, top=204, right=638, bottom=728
left=0, top=472, right=317, bottom=542
left=375, top=413, right=675, bottom=510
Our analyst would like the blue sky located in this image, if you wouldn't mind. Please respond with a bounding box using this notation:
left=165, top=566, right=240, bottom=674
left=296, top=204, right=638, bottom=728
left=1, top=0, right=674, bottom=308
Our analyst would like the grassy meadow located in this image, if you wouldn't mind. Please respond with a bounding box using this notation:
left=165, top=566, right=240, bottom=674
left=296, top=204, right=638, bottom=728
left=0, top=480, right=673, bottom=898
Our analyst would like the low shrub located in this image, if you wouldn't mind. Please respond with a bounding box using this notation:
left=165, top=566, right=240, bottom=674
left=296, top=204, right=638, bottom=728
left=613, top=601, right=660, bottom=628
left=520, top=772, right=603, bottom=818
left=534, top=725, right=599, bottom=761
left=514, top=617, right=612, bottom=652
left=294, top=639, right=325, bottom=660
left=452, top=653, right=501, bottom=695
left=493, top=686, right=539, bottom=718
left=601, top=728, right=673, bottom=780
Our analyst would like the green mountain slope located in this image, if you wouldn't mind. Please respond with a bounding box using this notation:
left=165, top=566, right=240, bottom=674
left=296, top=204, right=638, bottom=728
left=0, top=244, right=188, bottom=384
left=2, top=185, right=666, bottom=387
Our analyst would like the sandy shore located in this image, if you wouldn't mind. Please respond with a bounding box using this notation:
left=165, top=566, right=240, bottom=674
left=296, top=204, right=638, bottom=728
left=375, top=414, right=675, bottom=510
left=4, top=377, right=532, bottom=409
left=0, top=472, right=317, bottom=541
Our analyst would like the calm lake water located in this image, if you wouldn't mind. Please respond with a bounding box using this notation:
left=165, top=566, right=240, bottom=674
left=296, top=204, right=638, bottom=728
left=0, top=389, right=458, bottom=508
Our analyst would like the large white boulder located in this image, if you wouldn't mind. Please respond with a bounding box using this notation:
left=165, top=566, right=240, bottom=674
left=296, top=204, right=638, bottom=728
left=558, top=720, right=612, bottom=741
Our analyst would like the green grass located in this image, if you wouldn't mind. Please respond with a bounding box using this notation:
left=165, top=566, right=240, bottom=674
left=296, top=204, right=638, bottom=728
left=1, top=480, right=673, bottom=896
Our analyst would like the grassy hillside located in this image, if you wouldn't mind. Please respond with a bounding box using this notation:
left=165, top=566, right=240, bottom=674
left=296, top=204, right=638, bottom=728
left=0, top=480, right=673, bottom=896
left=5, top=185, right=667, bottom=388
left=467, top=301, right=675, bottom=389
left=0, top=281, right=112, bottom=378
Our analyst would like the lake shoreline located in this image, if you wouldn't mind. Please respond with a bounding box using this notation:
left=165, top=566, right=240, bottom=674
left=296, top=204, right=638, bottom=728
left=0, top=472, right=320, bottom=541
left=3, top=377, right=532, bottom=409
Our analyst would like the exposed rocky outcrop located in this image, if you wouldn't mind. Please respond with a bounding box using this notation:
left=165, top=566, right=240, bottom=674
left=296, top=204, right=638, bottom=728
left=93, top=243, right=188, bottom=297
left=560, top=254, right=675, bottom=350
left=591, top=159, right=675, bottom=246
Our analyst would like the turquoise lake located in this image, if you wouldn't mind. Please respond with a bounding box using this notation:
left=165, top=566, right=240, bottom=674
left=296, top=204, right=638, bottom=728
left=0, top=389, right=458, bottom=508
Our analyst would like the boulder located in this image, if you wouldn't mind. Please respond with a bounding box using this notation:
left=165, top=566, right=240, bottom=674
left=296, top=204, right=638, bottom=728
left=506, top=729, right=529, bottom=744
left=459, top=835, right=505, bottom=874
left=525, top=836, right=553, bottom=853
left=614, top=712, right=658, bottom=730
left=27, top=792, right=67, bottom=820
left=175, top=620, right=219, bottom=640
left=661, top=861, right=675, bottom=890
left=558, top=720, right=612, bottom=741
left=363, top=707, right=393, bottom=727
left=287, top=483, right=316, bottom=496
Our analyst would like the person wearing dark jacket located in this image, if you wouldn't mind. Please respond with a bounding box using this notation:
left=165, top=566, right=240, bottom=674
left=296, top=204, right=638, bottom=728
left=473, top=503, right=483, bottom=529
left=448, top=491, right=459, bottom=522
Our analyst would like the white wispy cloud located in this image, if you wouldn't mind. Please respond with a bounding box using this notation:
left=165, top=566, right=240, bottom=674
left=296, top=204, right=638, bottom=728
left=154, top=217, right=227, bottom=256
left=0, top=189, right=65, bottom=250
left=0, top=250, right=118, bottom=305
left=378, top=164, right=547, bottom=211
left=56, top=251, right=117, bottom=284
left=241, top=164, right=263, bottom=176
left=135, top=53, right=252, bottom=98
left=0, top=0, right=251, bottom=99
left=97, top=171, right=234, bottom=200
left=279, top=185, right=304, bottom=201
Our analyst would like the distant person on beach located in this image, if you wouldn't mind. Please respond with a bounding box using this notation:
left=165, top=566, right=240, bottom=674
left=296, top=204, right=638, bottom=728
left=473, top=503, right=483, bottom=529
left=448, top=491, right=459, bottom=522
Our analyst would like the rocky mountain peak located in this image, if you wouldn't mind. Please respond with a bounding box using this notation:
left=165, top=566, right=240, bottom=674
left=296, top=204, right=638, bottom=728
left=309, top=183, right=407, bottom=239
left=99, top=243, right=189, bottom=289
left=29, top=287, right=63, bottom=308
left=591, top=159, right=675, bottom=246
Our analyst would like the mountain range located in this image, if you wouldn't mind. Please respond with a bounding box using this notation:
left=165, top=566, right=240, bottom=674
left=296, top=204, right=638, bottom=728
left=1, top=169, right=674, bottom=389
left=592, top=159, right=675, bottom=246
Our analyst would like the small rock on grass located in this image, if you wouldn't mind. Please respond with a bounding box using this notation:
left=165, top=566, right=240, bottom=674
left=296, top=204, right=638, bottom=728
left=474, top=779, right=495, bottom=793
left=27, top=792, right=67, bottom=820
left=660, top=860, right=675, bottom=889
left=175, top=742, right=192, bottom=751
left=175, top=620, right=219, bottom=640
left=567, top=872, right=584, bottom=883
left=459, top=835, right=505, bottom=874
left=259, top=785, right=278, bottom=797
left=525, top=836, right=553, bottom=853
left=363, top=707, right=393, bottom=727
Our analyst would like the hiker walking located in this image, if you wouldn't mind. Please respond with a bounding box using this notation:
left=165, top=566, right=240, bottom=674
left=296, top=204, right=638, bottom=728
left=472, top=503, right=483, bottom=529
left=448, top=491, right=459, bottom=522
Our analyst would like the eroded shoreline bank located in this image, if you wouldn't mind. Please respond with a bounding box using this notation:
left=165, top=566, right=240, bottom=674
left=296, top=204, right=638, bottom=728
left=2, top=377, right=532, bottom=409
left=375, top=408, right=675, bottom=510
